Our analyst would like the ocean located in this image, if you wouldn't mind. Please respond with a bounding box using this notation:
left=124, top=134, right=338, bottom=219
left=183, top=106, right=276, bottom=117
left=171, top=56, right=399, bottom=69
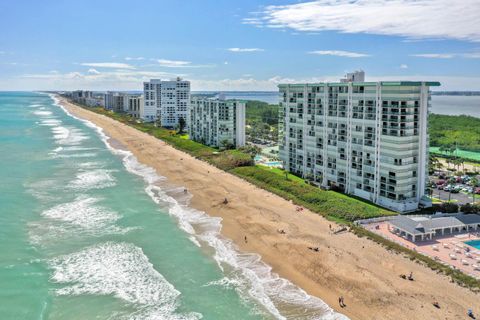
left=216, top=92, right=480, bottom=118
left=0, top=92, right=346, bottom=320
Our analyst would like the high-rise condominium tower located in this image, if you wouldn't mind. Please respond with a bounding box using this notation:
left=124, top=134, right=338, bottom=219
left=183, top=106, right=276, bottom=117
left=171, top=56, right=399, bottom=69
left=143, top=78, right=190, bottom=127
left=278, top=79, right=440, bottom=212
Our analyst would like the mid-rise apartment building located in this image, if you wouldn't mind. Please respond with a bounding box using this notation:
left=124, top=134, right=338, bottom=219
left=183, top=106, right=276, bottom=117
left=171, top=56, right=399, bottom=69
left=104, top=92, right=125, bottom=112
left=125, top=95, right=143, bottom=119
left=278, top=80, right=440, bottom=212
left=188, top=97, right=246, bottom=148
left=71, top=90, right=93, bottom=104
left=143, top=78, right=190, bottom=127
left=103, top=92, right=143, bottom=118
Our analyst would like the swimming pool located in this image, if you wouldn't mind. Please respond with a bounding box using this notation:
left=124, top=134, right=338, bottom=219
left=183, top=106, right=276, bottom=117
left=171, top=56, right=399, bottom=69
left=464, top=239, right=480, bottom=250
left=264, top=161, right=282, bottom=167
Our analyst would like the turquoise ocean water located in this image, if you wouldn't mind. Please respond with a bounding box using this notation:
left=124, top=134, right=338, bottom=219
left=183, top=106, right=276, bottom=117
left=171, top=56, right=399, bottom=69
left=0, top=92, right=346, bottom=320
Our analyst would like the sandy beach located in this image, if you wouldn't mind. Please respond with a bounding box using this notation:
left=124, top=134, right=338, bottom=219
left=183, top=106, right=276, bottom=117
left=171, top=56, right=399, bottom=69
left=59, top=97, right=479, bottom=320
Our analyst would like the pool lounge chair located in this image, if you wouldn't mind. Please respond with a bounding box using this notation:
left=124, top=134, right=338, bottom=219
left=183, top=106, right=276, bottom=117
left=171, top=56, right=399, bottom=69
left=462, top=259, right=469, bottom=265
left=450, top=254, right=457, bottom=260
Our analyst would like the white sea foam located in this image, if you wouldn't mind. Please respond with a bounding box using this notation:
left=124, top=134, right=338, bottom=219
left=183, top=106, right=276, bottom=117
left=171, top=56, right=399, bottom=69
left=33, top=110, right=53, bottom=116
left=29, top=197, right=132, bottom=246
left=41, top=196, right=119, bottom=230
left=78, top=161, right=104, bottom=169
left=49, top=242, right=200, bottom=320
left=52, top=152, right=99, bottom=159
left=49, top=145, right=99, bottom=158
left=51, top=125, right=89, bottom=146
left=39, top=118, right=62, bottom=127
left=52, top=93, right=348, bottom=320
left=68, top=169, right=116, bottom=190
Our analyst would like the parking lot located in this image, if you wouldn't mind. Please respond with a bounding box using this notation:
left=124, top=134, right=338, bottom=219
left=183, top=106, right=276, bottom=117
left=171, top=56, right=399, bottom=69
left=430, top=172, right=480, bottom=205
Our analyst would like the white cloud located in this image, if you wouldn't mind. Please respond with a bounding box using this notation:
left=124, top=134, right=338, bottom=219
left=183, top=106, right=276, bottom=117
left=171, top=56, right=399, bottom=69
left=125, top=56, right=145, bottom=61
left=156, top=59, right=215, bottom=68
left=87, top=68, right=100, bottom=74
left=308, top=50, right=369, bottom=58
left=411, top=53, right=454, bottom=59
left=400, top=64, right=408, bottom=69
left=247, top=0, right=480, bottom=42
left=15, top=69, right=184, bottom=90
left=80, top=62, right=135, bottom=69
left=224, top=61, right=229, bottom=65
left=463, top=53, right=480, bottom=59
left=227, top=48, right=264, bottom=52
left=157, top=59, right=192, bottom=67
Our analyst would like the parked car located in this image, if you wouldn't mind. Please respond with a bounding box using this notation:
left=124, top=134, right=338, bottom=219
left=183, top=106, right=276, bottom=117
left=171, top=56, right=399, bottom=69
left=444, top=185, right=452, bottom=192
left=438, top=184, right=445, bottom=190
left=475, top=187, right=480, bottom=195
left=436, top=179, right=445, bottom=185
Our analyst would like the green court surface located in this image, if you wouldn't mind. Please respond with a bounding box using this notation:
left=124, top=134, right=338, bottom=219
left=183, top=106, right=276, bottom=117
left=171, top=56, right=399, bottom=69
left=430, top=147, right=480, bottom=162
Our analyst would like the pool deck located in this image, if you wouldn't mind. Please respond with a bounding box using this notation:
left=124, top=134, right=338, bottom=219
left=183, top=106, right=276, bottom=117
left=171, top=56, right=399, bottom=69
left=366, top=221, right=480, bottom=278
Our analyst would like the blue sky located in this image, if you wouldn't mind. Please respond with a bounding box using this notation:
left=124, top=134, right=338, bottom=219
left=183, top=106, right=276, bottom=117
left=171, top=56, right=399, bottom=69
left=0, top=0, right=479, bottom=91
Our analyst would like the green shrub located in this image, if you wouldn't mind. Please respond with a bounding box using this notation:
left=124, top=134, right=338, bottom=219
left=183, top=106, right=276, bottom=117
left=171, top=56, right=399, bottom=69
left=231, top=166, right=395, bottom=222
left=461, top=203, right=480, bottom=214
left=439, top=202, right=459, bottom=213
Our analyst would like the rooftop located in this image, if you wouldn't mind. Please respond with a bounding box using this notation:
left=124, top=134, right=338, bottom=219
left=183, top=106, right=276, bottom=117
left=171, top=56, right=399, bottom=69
left=278, top=81, right=441, bottom=88
left=390, top=214, right=480, bottom=235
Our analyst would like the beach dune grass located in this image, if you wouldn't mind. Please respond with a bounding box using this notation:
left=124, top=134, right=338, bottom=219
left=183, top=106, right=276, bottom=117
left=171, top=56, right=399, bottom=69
left=231, top=166, right=395, bottom=222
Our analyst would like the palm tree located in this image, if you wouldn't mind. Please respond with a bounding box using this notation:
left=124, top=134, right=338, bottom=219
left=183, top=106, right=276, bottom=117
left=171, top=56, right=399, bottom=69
left=429, top=154, right=440, bottom=174
left=471, top=177, right=479, bottom=204
left=448, top=176, right=456, bottom=202
left=177, top=117, right=186, bottom=134
left=435, top=161, right=444, bottom=172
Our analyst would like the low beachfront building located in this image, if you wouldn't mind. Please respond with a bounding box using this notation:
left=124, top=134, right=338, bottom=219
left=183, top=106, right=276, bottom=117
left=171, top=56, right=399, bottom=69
left=278, top=78, right=440, bottom=213
left=389, top=214, right=480, bottom=242
left=188, top=96, right=246, bottom=148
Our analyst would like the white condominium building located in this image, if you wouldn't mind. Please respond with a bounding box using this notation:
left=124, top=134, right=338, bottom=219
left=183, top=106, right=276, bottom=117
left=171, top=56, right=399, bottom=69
left=103, top=92, right=143, bottom=118
left=104, top=91, right=125, bottom=112
left=125, top=95, right=143, bottom=119
left=188, top=97, right=246, bottom=148
left=278, top=80, right=440, bottom=213
left=71, top=90, right=93, bottom=104
left=143, top=78, right=190, bottom=126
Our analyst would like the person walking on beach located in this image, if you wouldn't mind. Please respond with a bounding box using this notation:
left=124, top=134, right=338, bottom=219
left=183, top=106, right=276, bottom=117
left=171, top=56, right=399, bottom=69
left=244, top=235, right=248, bottom=243
left=339, top=296, right=346, bottom=308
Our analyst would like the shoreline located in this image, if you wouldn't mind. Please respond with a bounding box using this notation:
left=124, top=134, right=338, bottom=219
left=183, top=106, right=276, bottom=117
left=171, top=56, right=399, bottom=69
left=57, top=96, right=479, bottom=319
